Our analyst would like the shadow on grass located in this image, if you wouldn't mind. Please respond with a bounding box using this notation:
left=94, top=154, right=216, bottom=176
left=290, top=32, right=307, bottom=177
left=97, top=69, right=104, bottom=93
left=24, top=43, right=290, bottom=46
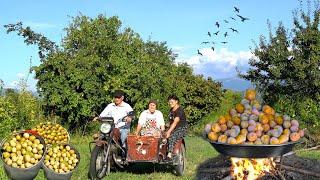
left=113, top=162, right=173, bottom=175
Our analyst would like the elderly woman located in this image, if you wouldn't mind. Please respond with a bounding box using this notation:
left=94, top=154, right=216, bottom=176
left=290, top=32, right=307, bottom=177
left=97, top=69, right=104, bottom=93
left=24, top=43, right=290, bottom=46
left=135, top=100, right=165, bottom=137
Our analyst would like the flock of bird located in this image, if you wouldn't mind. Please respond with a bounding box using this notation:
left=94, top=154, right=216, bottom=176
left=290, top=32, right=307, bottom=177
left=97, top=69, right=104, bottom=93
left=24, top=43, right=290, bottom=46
left=197, top=6, right=250, bottom=56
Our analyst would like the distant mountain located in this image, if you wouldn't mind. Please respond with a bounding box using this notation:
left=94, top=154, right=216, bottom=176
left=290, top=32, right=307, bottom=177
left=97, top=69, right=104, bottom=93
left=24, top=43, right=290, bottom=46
left=217, top=77, right=254, bottom=91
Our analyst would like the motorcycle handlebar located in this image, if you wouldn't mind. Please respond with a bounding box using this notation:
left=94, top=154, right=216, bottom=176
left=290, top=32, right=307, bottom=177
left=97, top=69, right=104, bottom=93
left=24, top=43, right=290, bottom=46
left=96, top=111, right=135, bottom=124
left=98, top=117, right=114, bottom=120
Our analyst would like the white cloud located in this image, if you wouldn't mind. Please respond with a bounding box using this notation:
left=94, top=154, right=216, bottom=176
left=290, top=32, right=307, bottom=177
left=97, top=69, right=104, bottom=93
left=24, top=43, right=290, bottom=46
left=175, top=48, right=254, bottom=79
left=4, top=72, right=37, bottom=91
left=8, top=80, right=19, bottom=88
left=17, top=73, right=25, bottom=78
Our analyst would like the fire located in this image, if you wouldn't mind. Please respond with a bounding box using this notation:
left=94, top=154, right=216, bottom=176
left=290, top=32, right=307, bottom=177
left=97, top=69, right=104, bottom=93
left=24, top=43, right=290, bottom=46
left=231, top=157, right=276, bottom=180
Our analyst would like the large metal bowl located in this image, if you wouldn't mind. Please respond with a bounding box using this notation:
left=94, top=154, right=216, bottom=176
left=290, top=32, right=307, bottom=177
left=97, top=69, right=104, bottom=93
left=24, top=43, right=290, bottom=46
left=0, top=131, right=46, bottom=180
left=209, top=140, right=300, bottom=158
left=42, top=143, right=80, bottom=180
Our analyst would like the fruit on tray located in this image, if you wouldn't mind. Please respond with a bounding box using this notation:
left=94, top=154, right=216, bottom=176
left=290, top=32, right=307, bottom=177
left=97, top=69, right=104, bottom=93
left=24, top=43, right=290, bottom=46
left=43, top=144, right=79, bottom=173
left=204, top=89, right=305, bottom=145
left=32, top=122, right=69, bottom=145
left=1, top=132, right=44, bottom=168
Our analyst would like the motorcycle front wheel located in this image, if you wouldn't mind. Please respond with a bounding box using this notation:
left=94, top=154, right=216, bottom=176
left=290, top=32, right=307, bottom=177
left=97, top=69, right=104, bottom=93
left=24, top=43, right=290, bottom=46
left=88, top=145, right=110, bottom=180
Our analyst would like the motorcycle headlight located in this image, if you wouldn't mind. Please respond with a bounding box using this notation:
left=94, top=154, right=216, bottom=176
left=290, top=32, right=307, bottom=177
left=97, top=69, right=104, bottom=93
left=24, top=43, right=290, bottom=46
left=100, top=123, right=111, bottom=134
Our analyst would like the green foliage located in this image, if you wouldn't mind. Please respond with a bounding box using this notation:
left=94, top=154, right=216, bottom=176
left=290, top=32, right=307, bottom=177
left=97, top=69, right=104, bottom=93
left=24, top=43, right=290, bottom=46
left=0, top=79, right=3, bottom=95
left=0, top=88, right=42, bottom=139
left=273, top=95, right=320, bottom=133
left=4, top=22, right=58, bottom=59
left=0, top=95, right=18, bottom=139
left=5, top=15, right=222, bottom=132
left=241, top=2, right=320, bottom=104
left=240, top=1, right=320, bottom=132
left=191, top=90, right=242, bottom=135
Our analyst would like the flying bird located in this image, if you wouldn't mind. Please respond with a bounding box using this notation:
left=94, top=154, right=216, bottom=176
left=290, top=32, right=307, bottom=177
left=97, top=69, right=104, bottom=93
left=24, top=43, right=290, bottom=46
left=211, top=41, right=216, bottom=44
left=224, top=32, right=228, bottom=37
left=201, top=41, right=210, bottom=44
left=215, top=22, right=220, bottom=28
left=236, top=14, right=250, bottom=22
left=234, top=6, right=240, bottom=13
left=213, top=31, right=219, bottom=35
left=211, top=47, right=215, bottom=52
left=229, top=16, right=236, bottom=21
left=229, top=28, right=239, bottom=33
left=197, top=49, right=203, bottom=56
left=221, top=41, right=228, bottom=44
left=224, top=20, right=229, bottom=23
left=207, top=31, right=211, bottom=37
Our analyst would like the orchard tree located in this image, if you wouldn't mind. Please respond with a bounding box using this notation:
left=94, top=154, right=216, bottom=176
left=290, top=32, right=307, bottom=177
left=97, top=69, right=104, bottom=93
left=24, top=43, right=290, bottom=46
left=240, top=1, right=320, bottom=129
left=5, top=15, right=222, bottom=131
left=241, top=2, right=320, bottom=104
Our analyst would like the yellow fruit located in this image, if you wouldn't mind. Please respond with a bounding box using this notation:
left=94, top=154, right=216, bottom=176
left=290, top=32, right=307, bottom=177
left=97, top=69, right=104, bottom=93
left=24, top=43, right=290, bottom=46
left=23, top=133, right=30, bottom=139
left=33, top=122, right=69, bottom=145
left=2, top=132, right=44, bottom=168
left=211, top=123, right=221, bottom=133
left=232, top=116, right=241, bottom=125
left=218, top=116, right=226, bottom=125
left=235, top=104, right=245, bottom=113
left=262, top=105, right=275, bottom=115
left=44, top=144, right=79, bottom=173
left=208, top=132, right=219, bottom=141
left=275, top=116, right=284, bottom=125
left=245, top=89, right=256, bottom=101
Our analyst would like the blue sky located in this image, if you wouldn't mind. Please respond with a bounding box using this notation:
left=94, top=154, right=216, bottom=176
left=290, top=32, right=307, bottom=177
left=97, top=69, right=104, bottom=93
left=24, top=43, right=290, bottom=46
left=0, top=0, right=302, bottom=91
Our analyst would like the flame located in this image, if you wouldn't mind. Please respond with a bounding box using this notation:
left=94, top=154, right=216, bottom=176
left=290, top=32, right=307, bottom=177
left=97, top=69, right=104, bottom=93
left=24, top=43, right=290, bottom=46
left=231, top=157, right=276, bottom=180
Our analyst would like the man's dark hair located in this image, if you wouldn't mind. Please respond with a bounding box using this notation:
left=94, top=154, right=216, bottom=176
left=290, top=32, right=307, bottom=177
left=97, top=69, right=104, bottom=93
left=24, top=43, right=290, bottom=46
left=113, top=90, right=124, bottom=98
left=168, top=94, right=179, bottom=102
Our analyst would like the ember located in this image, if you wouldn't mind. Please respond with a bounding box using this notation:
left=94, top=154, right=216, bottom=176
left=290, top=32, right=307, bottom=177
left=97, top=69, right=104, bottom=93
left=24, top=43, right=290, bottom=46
left=196, top=154, right=320, bottom=180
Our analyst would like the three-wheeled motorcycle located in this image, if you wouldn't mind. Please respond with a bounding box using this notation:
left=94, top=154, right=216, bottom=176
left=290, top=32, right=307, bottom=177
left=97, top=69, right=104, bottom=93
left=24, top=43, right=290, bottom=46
left=88, top=112, right=186, bottom=179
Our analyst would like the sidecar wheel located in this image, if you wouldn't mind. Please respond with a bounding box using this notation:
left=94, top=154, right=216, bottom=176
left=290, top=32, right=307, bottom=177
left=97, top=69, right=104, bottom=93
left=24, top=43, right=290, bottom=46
left=88, top=146, right=110, bottom=179
left=173, top=143, right=186, bottom=176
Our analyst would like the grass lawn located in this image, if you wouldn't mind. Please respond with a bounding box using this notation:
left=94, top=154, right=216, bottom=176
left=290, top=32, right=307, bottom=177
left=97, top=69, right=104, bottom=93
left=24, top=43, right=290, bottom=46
left=0, top=135, right=218, bottom=180
left=1, top=91, right=319, bottom=179
left=1, top=134, right=320, bottom=180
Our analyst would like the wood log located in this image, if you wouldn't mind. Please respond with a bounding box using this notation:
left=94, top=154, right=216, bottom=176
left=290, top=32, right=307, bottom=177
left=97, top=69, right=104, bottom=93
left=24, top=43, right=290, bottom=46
left=276, top=170, right=286, bottom=180
left=296, top=145, right=320, bottom=152
left=222, top=175, right=234, bottom=180
left=277, top=164, right=320, bottom=178
left=198, top=167, right=230, bottom=174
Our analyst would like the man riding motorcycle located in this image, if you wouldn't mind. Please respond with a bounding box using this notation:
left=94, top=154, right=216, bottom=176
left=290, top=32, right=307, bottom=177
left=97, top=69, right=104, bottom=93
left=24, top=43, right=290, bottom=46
left=94, top=90, right=134, bottom=151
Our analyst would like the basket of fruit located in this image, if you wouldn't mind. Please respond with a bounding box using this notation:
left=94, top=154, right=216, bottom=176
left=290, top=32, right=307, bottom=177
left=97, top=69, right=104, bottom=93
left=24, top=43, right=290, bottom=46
left=0, top=131, right=46, bottom=180
left=31, top=122, right=70, bottom=145
left=204, top=89, right=304, bottom=158
left=42, top=143, right=80, bottom=180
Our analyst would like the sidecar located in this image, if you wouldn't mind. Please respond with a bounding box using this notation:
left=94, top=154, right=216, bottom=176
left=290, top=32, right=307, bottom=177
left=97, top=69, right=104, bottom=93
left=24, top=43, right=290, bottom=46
left=126, top=134, right=186, bottom=176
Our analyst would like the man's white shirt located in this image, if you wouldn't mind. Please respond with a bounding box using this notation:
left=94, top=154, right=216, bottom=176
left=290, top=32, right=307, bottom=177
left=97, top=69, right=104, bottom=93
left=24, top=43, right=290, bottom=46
left=99, top=102, right=133, bottom=128
left=138, top=110, right=165, bottom=128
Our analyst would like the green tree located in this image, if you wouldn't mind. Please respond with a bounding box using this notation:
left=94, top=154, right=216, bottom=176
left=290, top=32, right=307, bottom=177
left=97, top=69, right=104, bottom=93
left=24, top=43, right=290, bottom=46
left=241, top=3, right=320, bottom=103
left=0, top=79, right=3, bottom=95
left=240, top=1, right=320, bottom=128
left=0, top=87, right=42, bottom=139
left=5, top=15, right=222, bottom=132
